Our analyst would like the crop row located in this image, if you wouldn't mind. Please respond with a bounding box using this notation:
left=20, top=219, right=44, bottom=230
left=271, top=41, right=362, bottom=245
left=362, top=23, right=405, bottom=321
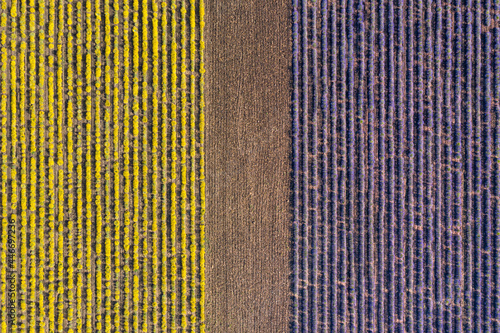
left=19, top=0, right=27, bottom=329
left=0, top=0, right=7, bottom=330
left=111, top=0, right=121, bottom=330
left=75, top=0, right=84, bottom=331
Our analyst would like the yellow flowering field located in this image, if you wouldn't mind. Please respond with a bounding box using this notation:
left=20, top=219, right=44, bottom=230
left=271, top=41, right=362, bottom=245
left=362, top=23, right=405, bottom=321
left=0, top=0, right=205, bottom=331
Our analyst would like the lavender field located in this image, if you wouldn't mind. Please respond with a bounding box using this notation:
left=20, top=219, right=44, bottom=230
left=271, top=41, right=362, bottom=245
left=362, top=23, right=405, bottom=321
left=291, top=0, right=500, bottom=331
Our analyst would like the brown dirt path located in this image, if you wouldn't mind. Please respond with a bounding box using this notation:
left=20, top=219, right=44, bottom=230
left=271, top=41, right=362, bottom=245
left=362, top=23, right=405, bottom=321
left=205, top=0, right=292, bottom=332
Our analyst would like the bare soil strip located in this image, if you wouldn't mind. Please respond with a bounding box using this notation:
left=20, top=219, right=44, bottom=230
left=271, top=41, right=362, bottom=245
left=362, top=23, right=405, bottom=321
left=205, top=1, right=292, bottom=332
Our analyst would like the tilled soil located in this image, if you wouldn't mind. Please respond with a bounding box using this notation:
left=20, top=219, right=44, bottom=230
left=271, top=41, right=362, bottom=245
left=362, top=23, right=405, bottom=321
left=205, top=0, right=292, bottom=332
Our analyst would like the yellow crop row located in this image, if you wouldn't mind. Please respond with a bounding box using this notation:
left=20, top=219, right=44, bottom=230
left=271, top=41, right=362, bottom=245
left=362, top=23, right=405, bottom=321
left=66, top=2, right=75, bottom=332
left=28, top=0, right=37, bottom=330
left=94, top=0, right=103, bottom=330
left=151, top=0, right=159, bottom=330
left=189, top=0, right=197, bottom=330
left=122, top=0, right=131, bottom=330
left=4, top=3, right=12, bottom=333
left=141, top=5, right=149, bottom=333
left=47, top=0, right=56, bottom=330
left=0, top=2, right=7, bottom=331
left=0, top=0, right=7, bottom=330
left=132, top=0, right=140, bottom=331
left=112, top=0, right=121, bottom=330
left=180, top=0, right=188, bottom=331
left=84, top=0, right=93, bottom=331
left=141, top=0, right=149, bottom=329
left=19, top=0, right=28, bottom=329
left=2, top=1, right=8, bottom=331
left=75, top=1, right=84, bottom=332
left=9, top=26, right=18, bottom=333
left=161, top=1, right=169, bottom=330
left=199, top=0, right=206, bottom=331
left=103, top=0, right=112, bottom=331
left=56, top=0, right=65, bottom=329
left=171, top=0, right=178, bottom=331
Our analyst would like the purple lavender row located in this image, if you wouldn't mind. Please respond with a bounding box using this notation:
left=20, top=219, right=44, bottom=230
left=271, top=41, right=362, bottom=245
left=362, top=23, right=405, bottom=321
left=434, top=0, right=444, bottom=329
left=376, top=0, right=386, bottom=330
left=338, top=1, right=348, bottom=329
left=494, top=5, right=500, bottom=329
left=356, top=0, right=366, bottom=330
left=486, top=4, right=494, bottom=333
left=405, top=0, right=415, bottom=330
left=395, top=0, right=406, bottom=327
left=329, top=2, right=338, bottom=329
left=300, top=0, right=310, bottom=330
left=309, top=2, right=319, bottom=330
left=452, top=2, right=464, bottom=331
left=414, top=1, right=425, bottom=330
left=463, top=0, right=474, bottom=328
left=366, top=0, right=376, bottom=329
left=346, top=0, right=357, bottom=329
left=329, top=2, right=338, bottom=330
left=423, top=0, right=435, bottom=330
left=442, top=2, right=453, bottom=330
left=483, top=8, right=493, bottom=331
left=494, top=0, right=500, bottom=328
left=473, top=0, right=482, bottom=330
left=319, top=0, right=329, bottom=330
left=291, top=0, right=300, bottom=329
left=387, top=0, right=396, bottom=329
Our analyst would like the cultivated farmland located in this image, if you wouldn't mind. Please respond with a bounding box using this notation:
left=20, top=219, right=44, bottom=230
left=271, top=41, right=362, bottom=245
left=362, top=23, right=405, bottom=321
left=204, top=0, right=292, bottom=332
left=292, top=0, right=500, bottom=331
left=0, top=0, right=206, bottom=332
